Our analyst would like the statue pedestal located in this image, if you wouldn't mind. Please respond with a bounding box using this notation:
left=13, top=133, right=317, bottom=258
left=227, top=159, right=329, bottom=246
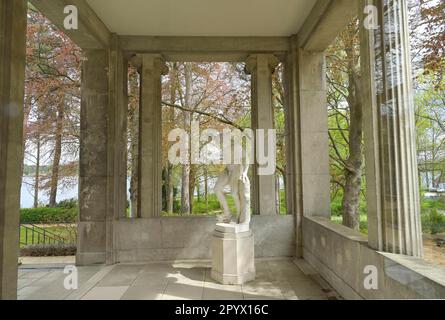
left=211, top=223, right=255, bottom=285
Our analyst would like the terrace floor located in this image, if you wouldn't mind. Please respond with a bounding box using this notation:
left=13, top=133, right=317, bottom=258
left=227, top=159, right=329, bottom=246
left=17, top=258, right=340, bottom=300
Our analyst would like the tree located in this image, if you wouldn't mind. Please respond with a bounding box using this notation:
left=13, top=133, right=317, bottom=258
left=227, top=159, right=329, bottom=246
left=327, top=20, right=363, bottom=231
left=25, top=7, right=81, bottom=207
left=128, top=66, right=140, bottom=217
left=160, top=62, right=251, bottom=215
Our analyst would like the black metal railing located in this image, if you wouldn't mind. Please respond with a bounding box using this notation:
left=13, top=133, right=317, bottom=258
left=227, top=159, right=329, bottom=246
left=19, top=224, right=69, bottom=246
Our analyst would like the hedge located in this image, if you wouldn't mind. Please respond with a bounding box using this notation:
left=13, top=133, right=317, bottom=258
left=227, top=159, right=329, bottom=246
left=20, top=207, right=77, bottom=224
left=20, top=244, right=77, bottom=257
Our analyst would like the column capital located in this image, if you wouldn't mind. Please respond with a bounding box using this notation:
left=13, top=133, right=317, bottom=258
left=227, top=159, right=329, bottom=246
left=245, top=54, right=279, bottom=75
left=130, top=54, right=169, bottom=75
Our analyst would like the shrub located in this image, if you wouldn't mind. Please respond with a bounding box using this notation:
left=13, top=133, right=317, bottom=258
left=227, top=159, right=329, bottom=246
left=20, top=207, right=77, bottom=224
left=55, top=198, right=78, bottom=209
left=20, top=243, right=77, bottom=257
left=422, top=209, right=445, bottom=235
left=331, top=200, right=343, bottom=217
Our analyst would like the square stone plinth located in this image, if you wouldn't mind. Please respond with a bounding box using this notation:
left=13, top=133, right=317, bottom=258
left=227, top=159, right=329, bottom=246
left=211, top=224, right=255, bottom=285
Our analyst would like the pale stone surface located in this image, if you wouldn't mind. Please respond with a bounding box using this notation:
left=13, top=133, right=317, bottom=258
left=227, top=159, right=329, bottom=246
left=246, top=54, right=279, bottom=216
left=0, top=0, right=27, bottom=300
left=115, top=215, right=295, bottom=262
left=215, top=223, right=250, bottom=234
left=302, top=216, right=445, bottom=299
left=82, top=286, right=129, bottom=300
left=211, top=228, right=255, bottom=285
left=297, top=50, right=330, bottom=219
left=29, top=0, right=111, bottom=49
left=77, top=43, right=128, bottom=266
left=359, top=0, right=423, bottom=257
left=20, top=256, right=76, bottom=265
left=135, top=54, right=168, bottom=218
left=77, top=49, right=110, bottom=266
left=17, top=259, right=332, bottom=300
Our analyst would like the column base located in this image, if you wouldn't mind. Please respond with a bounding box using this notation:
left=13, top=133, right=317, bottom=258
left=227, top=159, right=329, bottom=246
left=76, top=252, right=106, bottom=266
left=211, top=223, right=255, bottom=285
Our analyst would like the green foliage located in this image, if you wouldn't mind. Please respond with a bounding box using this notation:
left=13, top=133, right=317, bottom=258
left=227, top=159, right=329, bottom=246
left=420, top=195, right=445, bottom=235
left=20, top=207, right=77, bottom=224
left=421, top=197, right=445, bottom=213
left=192, top=194, right=222, bottom=214
left=331, top=195, right=344, bottom=217
left=331, top=214, right=368, bottom=235
left=421, top=209, right=445, bottom=235
left=330, top=191, right=367, bottom=217
left=279, top=190, right=287, bottom=215
left=162, top=194, right=223, bottom=216
left=55, top=198, right=78, bottom=209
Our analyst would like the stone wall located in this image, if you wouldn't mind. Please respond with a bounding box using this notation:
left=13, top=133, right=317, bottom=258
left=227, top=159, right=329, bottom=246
left=115, top=215, right=295, bottom=262
left=302, top=216, right=445, bottom=299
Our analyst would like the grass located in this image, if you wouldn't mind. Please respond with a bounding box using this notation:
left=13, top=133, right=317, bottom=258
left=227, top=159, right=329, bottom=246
left=19, top=224, right=76, bottom=248
left=331, top=214, right=368, bottom=235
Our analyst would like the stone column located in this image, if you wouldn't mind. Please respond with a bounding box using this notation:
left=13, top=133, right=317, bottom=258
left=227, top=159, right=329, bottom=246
left=78, top=42, right=128, bottom=265
left=360, top=0, right=423, bottom=256
left=246, top=54, right=279, bottom=216
left=78, top=49, right=110, bottom=265
left=285, top=36, right=304, bottom=257
left=0, top=0, right=26, bottom=299
left=297, top=50, right=331, bottom=218
left=132, top=54, right=168, bottom=218
left=106, top=35, right=128, bottom=263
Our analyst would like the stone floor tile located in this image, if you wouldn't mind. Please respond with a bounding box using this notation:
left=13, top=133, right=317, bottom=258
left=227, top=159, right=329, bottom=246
left=163, top=282, right=204, bottom=300
left=283, top=279, right=328, bottom=299
left=16, top=259, right=335, bottom=301
left=242, top=281, right=284, bottom=299
left=97, top=264, right=143, bottom=287
left=132, top=272, right=170, bottom=286
left=121, top=283, right=167, bottom=300
left=81, top=286, right=129, bottom=300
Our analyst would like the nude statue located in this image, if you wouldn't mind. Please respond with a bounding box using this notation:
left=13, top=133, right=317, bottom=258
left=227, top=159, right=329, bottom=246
left=213, top=164, right=251, bottom=225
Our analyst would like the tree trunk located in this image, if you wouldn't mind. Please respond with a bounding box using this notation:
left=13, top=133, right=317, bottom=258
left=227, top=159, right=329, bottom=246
left=275, top=174, right=281, bottom=214
left=22, top=96, right=33, bottom=181
left=129, top=84, right=139, bottom=218
left=33, top=135, right=41, bottom=209
left=342, top=56, right=363, bottom=231
left=181, top=63, right=192, bottom=214
left=197, top=176, right=201, bottom=203
left=204, top=168, right=208, bottom=208
left=167, top=63, right=177, bottom=213
left=189, top=165, right=196, bottom=213
left=49, top=102, right=64, bottom=207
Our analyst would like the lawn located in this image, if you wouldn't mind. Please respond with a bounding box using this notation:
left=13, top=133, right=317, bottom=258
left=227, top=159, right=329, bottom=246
left=331, top=214, right=368, bottom=235
left=19, top=224, right=76, bottom=248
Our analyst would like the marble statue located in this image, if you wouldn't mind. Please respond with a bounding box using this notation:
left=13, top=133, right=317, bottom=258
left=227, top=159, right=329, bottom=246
left=214, top=163, right=251, bottom=225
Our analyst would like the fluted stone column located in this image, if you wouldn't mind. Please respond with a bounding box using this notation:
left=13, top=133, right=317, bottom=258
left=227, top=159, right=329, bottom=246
left=133, top=54, right=168, bottom=218
left=360, top=0, right=423, bottom=256
left=246, top=54, right=279, bottom=216
left=0, top=0, right=26, bottom=299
